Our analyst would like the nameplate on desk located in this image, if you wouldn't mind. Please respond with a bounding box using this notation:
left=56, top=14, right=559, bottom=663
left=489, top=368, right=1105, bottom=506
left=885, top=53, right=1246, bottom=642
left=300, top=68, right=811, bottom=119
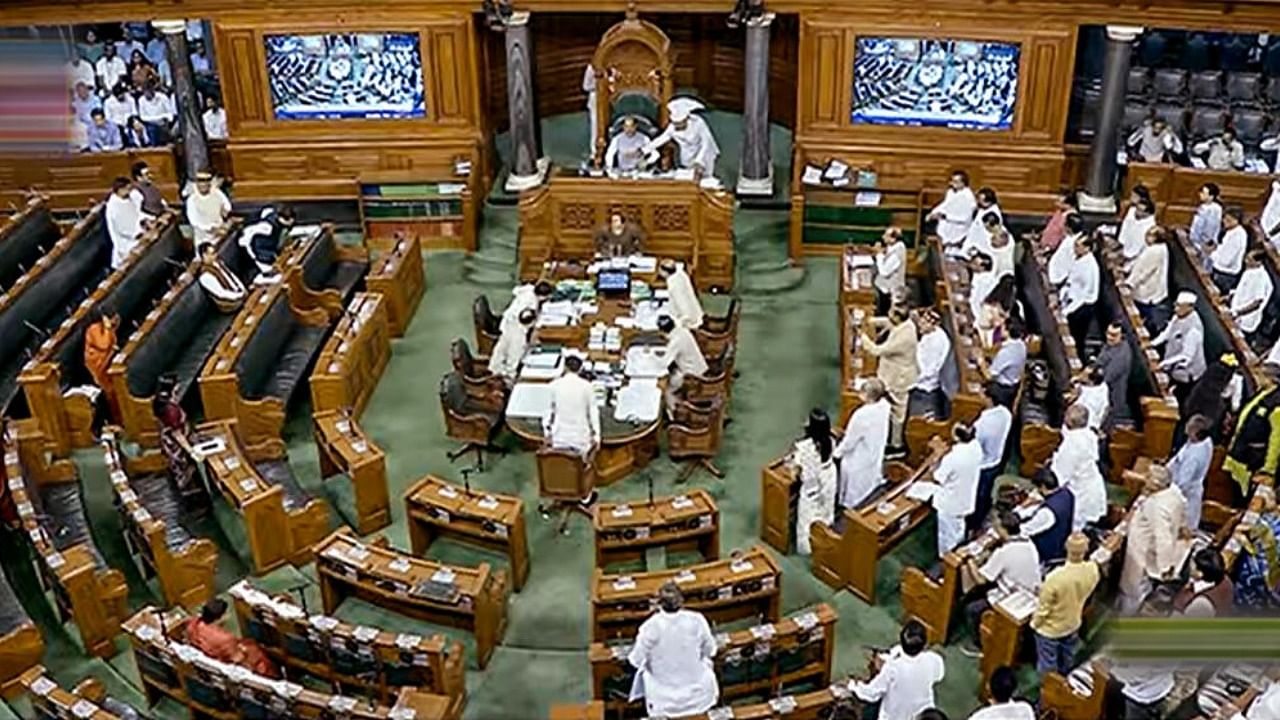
left=28, top=676, right=55, bottom=697
left=431, top=507, right=451, bottom=523
left=328, top=696, right=358, bottom=712
left=794, top=611, right=819, bottom=630
left=338, top=342, right=349, bottom=354
left=70, top=700, right=97, bottom=718
left=612, top=576, right=636, bottom=591
left=611, top=504, right=633, bottom=518
left=352, top=625, right=378, bottom=643
left=437, top=485, right=458, bottom=499
left=17, top=501, right=32, bottom=517
left=110, top=470, right=128, bottom=484
left=768, top=696, right=798, bottom=715
left=238, top=478, right=256, bottom=493
left=224, top=456, right=240, bottom=471
left=133, top=507, right=152, bottom=523
left=475, top=495, right=500, bottom=511
left=327, top=362, right=340, bottom=374
left=671, top=495, right=694, bottom=510
left=5, top=451, right=18, bottom=466
left=675, top=569, right=696, bottom=584
left=395, top=633, right=421, bottom=649
left=430, top=567, right=456, bottom=585
left=730, top=559, right=754, bottom=574
left=6, top=476, right=22, bottom=491
left=47, top=552, right=65, bottom=569
left=707, top=708, right=733, bottom=720
left=335, top=419, right=351, bottom=434
left=388, top=558, right=412, bottom=574
left=351, top=440, right=368, bottom=454
left=749, top=623, right=776, bottom=641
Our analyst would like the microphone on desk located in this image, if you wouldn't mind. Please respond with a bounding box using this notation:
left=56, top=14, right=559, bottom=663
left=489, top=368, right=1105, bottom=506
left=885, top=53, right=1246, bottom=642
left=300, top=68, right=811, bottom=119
left=460, top=467, right=474, bottom=497
left=647, top=472, right=654, bottom=509
left=285, top=581, right=311, bottom=614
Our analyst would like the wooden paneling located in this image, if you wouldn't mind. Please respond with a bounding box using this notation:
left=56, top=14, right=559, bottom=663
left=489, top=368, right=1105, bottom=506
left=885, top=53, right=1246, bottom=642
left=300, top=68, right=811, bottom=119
left=0, top=148, right=179, bottom=211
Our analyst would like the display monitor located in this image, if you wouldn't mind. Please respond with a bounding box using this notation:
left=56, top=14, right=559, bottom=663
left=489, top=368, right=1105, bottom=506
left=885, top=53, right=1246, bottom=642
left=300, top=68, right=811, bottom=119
left=597, top=269, right=632, bottom=295
left=264, top=32, right=425, bottom=120
left=852, top=36, right=1020, bottom=131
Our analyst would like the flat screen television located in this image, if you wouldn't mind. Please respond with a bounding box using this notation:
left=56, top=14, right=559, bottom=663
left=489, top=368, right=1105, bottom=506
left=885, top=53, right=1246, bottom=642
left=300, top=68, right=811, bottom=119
left=264, top=32, right=425, bottom=120
left=852, top=37, right=1020, bottom=131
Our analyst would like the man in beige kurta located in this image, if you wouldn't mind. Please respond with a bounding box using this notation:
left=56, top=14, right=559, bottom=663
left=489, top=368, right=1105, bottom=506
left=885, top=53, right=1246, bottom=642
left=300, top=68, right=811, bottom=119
left=862, top=306, right=919, bottom=448
left=1118, top=464, right=1190, bottom=613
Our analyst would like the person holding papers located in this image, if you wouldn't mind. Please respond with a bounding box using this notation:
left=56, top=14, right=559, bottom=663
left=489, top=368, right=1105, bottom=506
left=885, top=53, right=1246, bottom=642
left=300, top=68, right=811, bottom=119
left=834, top=379, right=891, bottom=511
left=502, top=280, right=554, bottom=336
left=489, top=308, right=535, bottom=384
left=924, top=424, right=983, bottom=554
left=848, top=620, right=945, bottom=720
left=960, top=512, right=1041, bottom=656
left=1049, top=404, right=1107, bottom=531
left=658, top=260, right=704, bottom=330
left=657, top=315, right=707, bottom=407
left=1118, top=463, right=1189, bottom=612
left=542, top=355, right=601, bottom=467
left=927, top=170, right=977, bottom=251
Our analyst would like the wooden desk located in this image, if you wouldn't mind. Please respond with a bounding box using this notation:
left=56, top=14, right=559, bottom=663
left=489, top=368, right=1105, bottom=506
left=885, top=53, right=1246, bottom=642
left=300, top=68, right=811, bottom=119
left=839, top=303, right=879, bottom=425
left=518, top=174, right=735, bottom=292
left=839, top=245, right=879, bottom=309
left=366, top=234, right=425, bottom=338
left=19, top=666, right=122, bottom=719
left=404, top=474, right=530, bottom=592
left=0, top=147, right=179, bottom=210
left=0, top=595, right=42, bottom=699
left=1039, top=661, right=1109, bottom=720
left=101, top=429, right=218, bottom=609
left=592, top=489, right=720, bottom=569
left=313, top=409, right=391, bottom=535
left=590, top=545, right=781, bottom=642
left=194, top=420, right=330, bottom=575
left=314, top=528, right=510, bottom=670
left=310, top=292, right=392, bottom=419
left=588, top=603, right=836, bottom=716
left=1125, top=162, right=1273, bottom=227
left=5, top=423, right=126, bottom=658
left=810, top=447, right=944, bottom=603
left=21, top=210, right=183, bottom=457
left=653, top=685, right=849, bottom=720
left=122, top=606, right=456, bottom=720
left=549, top=702, right=604, bottom=720
left=228, top=579, right=466, bottom=714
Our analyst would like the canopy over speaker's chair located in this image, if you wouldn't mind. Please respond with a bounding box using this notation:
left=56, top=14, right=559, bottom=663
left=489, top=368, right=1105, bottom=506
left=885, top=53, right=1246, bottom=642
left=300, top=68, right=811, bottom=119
left=589, top=9, right=674, bottom=168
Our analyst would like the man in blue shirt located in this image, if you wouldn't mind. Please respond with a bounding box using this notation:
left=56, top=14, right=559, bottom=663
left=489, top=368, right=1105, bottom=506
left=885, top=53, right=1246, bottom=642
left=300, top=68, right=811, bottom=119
left=70, top=82, right=101, bottom=127
left=86, top=109, right=123, bottom=152
left=1168, top=414, right=1212, bottom=530
left=1188, top=183, right=1223, bottom=259
left=988, top=318, right=1027, bottom=408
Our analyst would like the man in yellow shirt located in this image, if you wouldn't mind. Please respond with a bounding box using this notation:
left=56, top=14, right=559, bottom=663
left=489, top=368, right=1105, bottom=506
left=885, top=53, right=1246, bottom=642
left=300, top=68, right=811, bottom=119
left=1031, top=532, right=1100, bottom=675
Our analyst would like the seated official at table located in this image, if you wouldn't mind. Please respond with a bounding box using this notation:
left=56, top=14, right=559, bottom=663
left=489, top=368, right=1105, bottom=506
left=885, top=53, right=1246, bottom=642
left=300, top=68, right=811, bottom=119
left=969, top=666, right=1035, bottom=720
left=1049, top=404, right=1107, bottom=531
left=503, top=280, right=554, bottom=336
left=658, top=260, right=703, bottom=330
left=239, top=205, right=295, bottom=280
left=1031, top=532, right=1099, bottom=676
left=627, top=582, right=719, bottom=718
left=489, top=308, right=536, bottom=385
left=594, top=212, right=645, bottom=257
left=835, top=378, right=891, bottom=511
left=185, top=598, right=278, bottom=678
left=960, top=512, right=1041, bottom=655
left=1192, top=128, right=1246, bottom=171
left=604, top=116, right=648, bottom=173
left=1016, top=468, right=1075, bottom=566
left=1127, top=116, right=1183, bottom=164
left=657, top=314, right=708, bottom=408
left=847, top=620, right=945, bottom=720
left=196, top=242, right=247, bottom=313
left=542, top=354, right=601, bottom=461
left=1118, top=464, right=1189, bottom=613
left=907, top=309, right=951, bottom=420
left=790, top=408, right=837, bottom=556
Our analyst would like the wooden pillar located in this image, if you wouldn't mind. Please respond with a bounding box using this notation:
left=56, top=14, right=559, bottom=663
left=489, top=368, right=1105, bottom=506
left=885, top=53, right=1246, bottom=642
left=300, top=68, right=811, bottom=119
left=737, top=13, right=775, bottom=197
left=154, top=19, right=209, bottom=181
left=1080, top=25, right=1143, bottom=214
left=503, top=12, right=548, bottom=192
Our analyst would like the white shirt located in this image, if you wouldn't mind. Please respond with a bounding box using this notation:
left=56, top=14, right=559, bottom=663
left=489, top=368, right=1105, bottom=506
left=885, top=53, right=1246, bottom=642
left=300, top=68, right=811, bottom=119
left=990, top=240, right=1015, bottom=280
left=969, top=701, right=1036, bottom=720
left=627, top=609, right=719, bottom=717
left=1211, top=225, right=1247, bottom=275
left=1118, top=208, right=1156, bottom=261
left=1048, top=232, right=1080, bottom=286
left=1063, top=252, right=1100, bottom=316
left=969, top=270, right=998, bottom=324
left=185, top=186, right=231, bottom=241
left=137, top=93, right=175, bottom=124
left=95, top=56, right=127, bottom=87
left=1112, top=664, right=1175, bottom=705
left=1231, top=680, right=1280, bottom=720
left=542, top=372, right=601, bottom=452
left=1232, top=266, right=1274, bottom=333
left=1076, top=383, right=1109, bottom=431
left=203, top=108, right=228, bottom=140
left=933, top=439, right=983, bottom=516
left=604, top=131, right=648, bottom=172
left=979, top=538, right=1042, bottom=603
left=501, top=285, right=540, bottom=336
left=644, top=115, right=719, bottom=173
left=974, top=405, right=1012, bottom=470
left=914, top=328, right=951, bottom=392
left=849, top=645, right=945, bottom=720
left=932, top=187, right=978, bottom=245
left=103, top=94, right=138, bottom=129
left=1128, top=243, right=1169, bottom=305
left=662, top=326, right=708, bottom=376
left=487, top=325, right=529, bottom=380
left=106, top=192, right=147, bottom=268
left=875, top=242, right=907, bottom=296
left=198, top=265, right=246, bottom=305
left=962, top=204, right=1003, bottom=257
left=665, top=267, right=704, bottom=330
left=1049, top=427, right=1107, bottom=529
left=1262, top=180, right=1280, bottom=250
left=834, top=398, right=890, bottom=508
left=66, top=60, right=96, bottom=90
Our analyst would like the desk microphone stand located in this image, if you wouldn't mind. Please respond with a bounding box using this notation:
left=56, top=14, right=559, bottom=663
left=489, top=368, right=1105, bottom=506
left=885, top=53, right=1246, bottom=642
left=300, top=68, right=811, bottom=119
left=647, top=473, right=655, bottom=509
left=461, top=467, right=474, bottom=497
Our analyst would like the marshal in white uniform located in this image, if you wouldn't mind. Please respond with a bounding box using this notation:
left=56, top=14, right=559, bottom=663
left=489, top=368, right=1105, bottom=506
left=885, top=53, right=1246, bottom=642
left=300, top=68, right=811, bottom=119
left=644, top=98, right=720, bottom=177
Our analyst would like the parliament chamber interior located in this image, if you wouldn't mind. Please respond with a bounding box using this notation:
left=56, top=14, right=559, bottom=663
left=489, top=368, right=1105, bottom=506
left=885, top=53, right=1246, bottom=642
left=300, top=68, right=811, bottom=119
left=2, top=0, right=1280, bottom=718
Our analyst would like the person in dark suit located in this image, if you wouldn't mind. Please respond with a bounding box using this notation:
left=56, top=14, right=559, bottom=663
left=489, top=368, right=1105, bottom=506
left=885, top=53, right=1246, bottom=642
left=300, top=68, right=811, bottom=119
left=123, top=115, right=157, bottom=148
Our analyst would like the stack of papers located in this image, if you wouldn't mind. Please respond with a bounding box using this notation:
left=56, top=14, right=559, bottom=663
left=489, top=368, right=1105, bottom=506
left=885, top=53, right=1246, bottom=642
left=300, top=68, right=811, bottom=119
left=506, top=383, right=552, bottom=419
left=625, top=346, right=668, bottom=378
left=614, top=381, right=661, bottom=423
left=629, top=256, right=658, bottom=273
left=996, top=588, right=1039, bottom=622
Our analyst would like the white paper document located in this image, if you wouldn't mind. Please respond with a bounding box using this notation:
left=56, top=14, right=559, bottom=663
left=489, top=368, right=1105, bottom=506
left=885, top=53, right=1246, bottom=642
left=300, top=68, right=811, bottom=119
left=625, top=346, right=668, bottom=378
left=905, top=481, right=939, bottom=502
left=506, top=383, right=553, bottom=419
left=614, top=383, right=661, bottom=423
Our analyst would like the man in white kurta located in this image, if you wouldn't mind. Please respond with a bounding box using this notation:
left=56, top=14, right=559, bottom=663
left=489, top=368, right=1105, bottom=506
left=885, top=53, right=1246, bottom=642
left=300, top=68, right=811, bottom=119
left=1118, top=200, right=1157, bottom=264
left=930, top=425, right=983, bottom=554
left=1048, top=223, right=1083, bottom=287
left=488, top=309, right=534, bottom=384
left=604, top=117, right=649, bottom=173
left=659, top=261, right=704, bottom=329
left=582, top=63, right=598, bottom=152
left=1049, top=404, right=1107, bottom=530
left=501, top=281, right=553, bottom=336
left=542, top=356, right=601, bottom=457
left=1231, top=251, right=1273, bottom=345
left=874, top=227, right=907, bottom=310
left=627, top=582, right=719, bottom=717
left=928, top=171, right=977, bottom=249
left=185, top=171, right=231, bottom=248
left=848, top=620, right=945, bottom=720
left=644, top=98, right=720, bottom=177
left=106, top=179, right=150, bottom=269
left=1118, top=464, right=1189, bottom=612
left=658, top=316, right=708, bottom=407
left=834, top=379, right=891, bottom=509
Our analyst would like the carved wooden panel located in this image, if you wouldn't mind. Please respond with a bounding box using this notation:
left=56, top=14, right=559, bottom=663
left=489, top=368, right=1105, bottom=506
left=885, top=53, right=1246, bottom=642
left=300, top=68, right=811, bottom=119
left=558, top=203, right=598, bottom=230
left=430, top=27, right=467, bottom=122
left=651, top=204, right=690, bottom=232
left=0, top=148, right=178, bottom=210
left=803, top=24, right=844, bottom=127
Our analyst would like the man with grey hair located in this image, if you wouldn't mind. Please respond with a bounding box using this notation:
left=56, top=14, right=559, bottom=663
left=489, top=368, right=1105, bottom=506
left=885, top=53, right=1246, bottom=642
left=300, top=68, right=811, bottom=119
left=1152, top=291, right=1206, bottom=410
left=1049, top=404, right=1107, bottom=531
left=834, top=378, right=891, bottom=510
left=627, top=581, right=719, bottom=717
left=1118, top=462, right=1189, bottom=612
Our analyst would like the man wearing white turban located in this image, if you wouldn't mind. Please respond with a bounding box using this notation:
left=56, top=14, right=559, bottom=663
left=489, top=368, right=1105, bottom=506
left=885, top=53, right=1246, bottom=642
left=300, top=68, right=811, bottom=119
left=643, top=97, right=720, bottom=179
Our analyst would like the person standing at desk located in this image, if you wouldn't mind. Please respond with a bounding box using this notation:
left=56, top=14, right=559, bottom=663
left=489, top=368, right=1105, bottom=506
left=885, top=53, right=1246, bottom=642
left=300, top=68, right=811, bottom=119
left=106, top=177, right=150, bottom=269
left=1118, top=463, right=1189, bottom=613
left=239, top=205, right=295, bottom=280
left=863, top=306, right=918, bottom=451
left=502, top=280, right=554, bottom=336
left=604, top=116, right=648, bottom=173
left=643, top=97, right=720, bottom=179
left=927, top=170, right=977, bottom=251
left=542, top=355, right=601, bottom=462
left=789, top=408, right=837, bottom=555
left=1152, top=291, right=1206, bottom=410
left=658, top=260, right=704, bottom=330
left=1049, top=404, right=1107, bottom=531
left=593, top=212, right=644, bottom=257
left=873, top=227, right=907, bottom=316
left=186, top=171, right=231, bottom=248
left=626, top=582, right=719, bottom=718
left=834, top=379, right=891, bottom=511
left=848, top=620, right=945, bottom=720
left=929, top=424, right=983, bottom=554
